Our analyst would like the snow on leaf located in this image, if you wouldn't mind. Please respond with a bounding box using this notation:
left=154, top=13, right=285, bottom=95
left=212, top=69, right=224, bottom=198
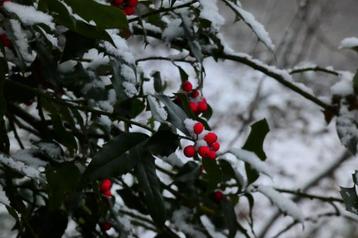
left=9, top=19, right=36, bottom=63
left=223, top=0, right=275, bottom=51
left=12, top=149, right=48, bottom=168
left=4, top=2, right=55, bottom=29
left=148, top=95, right=168, bottom=122
left=336, top=103, right=358, bottom=154
left=0, top=185, right=9, bottom=207
left=162, top=19, right=184, bottom=43
left=220, top=156, right=247, bottom=188
left=173, top=207, right=206, bottom=238
left=339, top=37, right=358, bottom=50
left=198, top=0, right=225, bottom=31
left=331, top=72, right=354, bottom=96
left=0, top=153, right=43, bottom=181
left=257, top=185, right=304, bottom=222
left=229, top=148, right=272, bottom=177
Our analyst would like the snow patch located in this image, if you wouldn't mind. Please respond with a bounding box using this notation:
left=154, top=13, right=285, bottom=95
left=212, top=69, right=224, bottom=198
left=339, top=37, right=358, bottom=49
left=199, top=0, right=225, bottom=30
left=4, top=2, right=55, bottom=29
left=257, top=185, right=304, bottom=222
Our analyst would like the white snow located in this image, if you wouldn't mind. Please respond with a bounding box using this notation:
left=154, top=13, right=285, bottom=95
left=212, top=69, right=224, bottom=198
left=172, top=207, right=206, bottom=238
left=331, top=71, right=354, bottom=96
left=9, top=19, right=36, bottom=63
left=4, top=2, right=55, bottom=29
left=58, top=60, right=77, bottom=73
left=257, top=185, right=304, bottom=222
left=162, top=19, right=184, bottom=43
left=121, top=65, right=136, bottom=83
left=160, top=152, right=185, bottom=168
left=339, top=37, right=358, bottom=49
left=200, top=216, right=226, bottom=238
left=147, top=95, right=168, bottom=122
left=82, top=48, right=110, bottom=70
left=336, top=103, right=358, bottom=153
left=224, top=0, right=275, bottom=51
left=102, top=30, right=135, bottom=64
left=122, top=81, right=138, bottom=97
left=12, top=149, right=47, bottom=168
left=0, top=153, right=42, bottom=180
left=220, top=155, right=247, bottom=188
left=229, top=148, right=272, bottom=177
left=0, top=185, right=9, bottom=207
left=199, top=0, right=225, bottom=31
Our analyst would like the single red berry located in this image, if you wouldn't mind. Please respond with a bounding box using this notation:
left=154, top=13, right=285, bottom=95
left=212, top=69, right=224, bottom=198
left=193, top=122, right=204, bottom=134
left=112, top=0, right=123, bottom=6
left=214, top=191, right=224, bottom=203
left=204, top=132, right=217, bottom=145
left=191, top=90, right=200, bottom=98
left=207, top=150, right=216, bottom=160
left=0, top=33, right=11, bottom=48
left=183, top=145, right=196, bottom=157
left=100, top=179, right=112, bottom=193
left=101, top=222, right=112, bottom=231
left=189, top=101, right=198, bottom=113
left=182, top=81, right=193, bottom=92
left=197, top=98, right=208, bottom=112
left=128, top=0, right=138, bottom=6
left=123, top=6, right=136, bottom=15
left=103, top=190, right=112, bottom=197
left=211, top=142, right=220, bottom=152
left=198, top=146, right=210, bottom=158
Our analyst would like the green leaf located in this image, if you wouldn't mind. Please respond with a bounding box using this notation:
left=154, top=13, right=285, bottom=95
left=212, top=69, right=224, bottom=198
left=63, top=0, right=128, bottom=31
left=340, top=186, right=358, bottom=215
left=135, top=153, right=166, bottom=226
left=146, top=125, right=179, bottom=156
left=221, top=200, right=250, bottom=238
left=84, top=133, right=149, bottom=180
left=242, top=119, right=269, bottom=160
left=114, top=98, right=145, bottom=118
left=46, top=162, right=81, bottom=210
left=174, top=161, right=201, bottom=184
left=0, top=57, right=7, bottom=117
left=202, top=159, right=222, bottom=190
left=353, top=171, right=358, bottom=186
left=242, top=119, right=270, bottom=184
left=156, top=95, right=189, bottom=135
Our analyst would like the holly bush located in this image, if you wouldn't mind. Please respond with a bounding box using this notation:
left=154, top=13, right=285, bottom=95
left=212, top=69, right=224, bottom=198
left=1, top=0, right=358, bottom=237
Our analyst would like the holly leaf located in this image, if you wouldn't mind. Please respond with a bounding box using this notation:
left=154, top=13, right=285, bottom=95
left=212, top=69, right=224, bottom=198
left=340, top=186, right=358, bottom=215
left=84, top=133, right=149, bottom=180
left=135, top=152, right=166, bottom=226
left=242, top=119, right=269, bottom=184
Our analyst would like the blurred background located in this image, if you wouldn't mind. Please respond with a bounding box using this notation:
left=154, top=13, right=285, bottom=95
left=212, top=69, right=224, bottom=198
left=2, top=0, right=358, bottom=237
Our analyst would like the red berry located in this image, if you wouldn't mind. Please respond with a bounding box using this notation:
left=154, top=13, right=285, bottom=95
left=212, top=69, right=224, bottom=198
left=191, top=90, right=200, bottom=98
left=193, top=122, right=204, bottom=134
left=204, top=132, right=217, bottom=145
left=112, top=0, right=123, bottom=6
left=183, top=145, right=195, bottom=157
left=207, top=150, right=216, bottom=160
left=197, top=99, right=208, bottom=112
left=103, top=190, right=112, bottom=197
left=214, top=191, right=224, bottom=203
left=123, top=6, right=136, bottom=15
left=101, top=222, right=112, bottom=231
left=189, top=101, right=198, bottom=113
left=211, top=142, right=220, bottom=152
left=182, top=81, right=193, bottom=92
left=128, top=0, right=138, bottom=6
left=0, top=33, right=11, bottom=48
left=100, top=179, right=112, bottom=193
left=198, top=146, right=210, bottom=158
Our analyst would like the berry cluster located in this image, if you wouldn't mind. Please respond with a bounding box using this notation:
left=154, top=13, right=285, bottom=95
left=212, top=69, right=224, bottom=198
left=99, top=178, right=112, bottom=197
left=183, top=119, right=220, bottom=160
left=112, top=0, right=138, bottom=15
left=181, top=81, right=209, bottom=115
